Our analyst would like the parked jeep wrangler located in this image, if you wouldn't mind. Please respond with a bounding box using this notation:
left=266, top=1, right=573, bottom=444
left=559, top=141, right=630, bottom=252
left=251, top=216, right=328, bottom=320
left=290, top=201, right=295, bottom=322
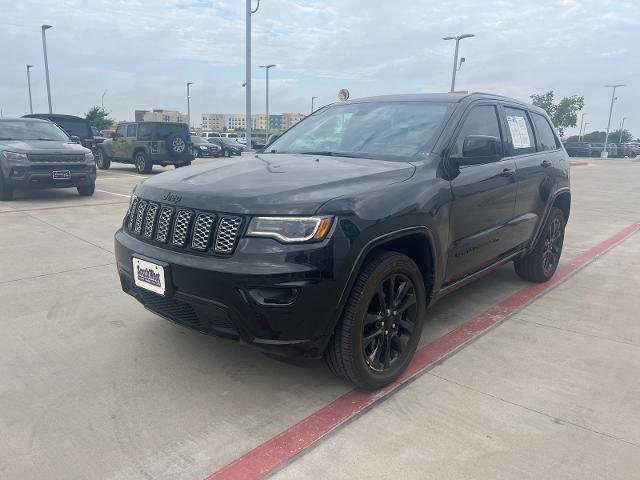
left=115, top=93, right=571, bottom=389
left=97, top=122, right=192, bottom=173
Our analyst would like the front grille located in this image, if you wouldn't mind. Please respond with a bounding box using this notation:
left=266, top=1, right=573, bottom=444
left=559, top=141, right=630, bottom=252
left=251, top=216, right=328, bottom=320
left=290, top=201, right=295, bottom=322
left=215, top=216, right=243, bottom=253
left=27, top=153, right=85, bottom=163
left=126, top=198, right=243, bottom=255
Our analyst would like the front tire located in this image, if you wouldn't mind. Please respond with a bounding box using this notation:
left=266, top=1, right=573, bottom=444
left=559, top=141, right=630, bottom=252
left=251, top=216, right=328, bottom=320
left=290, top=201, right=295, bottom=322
left=134, top=151, right=152, bottom=174
left=77, top=183, right=95, bottom=196
left=0, top=171, right=14, bottom=201
left=325, top=252, right=426, bottom=390
left=95, top=149, right=111, bottom=170
left=514, top=207, right=565, bottom=283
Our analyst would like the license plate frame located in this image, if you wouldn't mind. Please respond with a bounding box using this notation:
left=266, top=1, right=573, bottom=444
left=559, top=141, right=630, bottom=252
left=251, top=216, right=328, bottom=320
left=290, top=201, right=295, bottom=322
left=52, top=170, right=71, bottom=180
left=132, top=257, right=167, bottom=296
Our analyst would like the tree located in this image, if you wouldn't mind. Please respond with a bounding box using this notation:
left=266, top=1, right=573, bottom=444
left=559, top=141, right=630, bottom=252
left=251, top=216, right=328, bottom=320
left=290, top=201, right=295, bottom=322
left=610, top=128, right=633, bottom=143
left=567, top=129, right=634, bottom=143
left=85, top=106, right=114, bottom=131
left=530, top=91, right=585, bottom=137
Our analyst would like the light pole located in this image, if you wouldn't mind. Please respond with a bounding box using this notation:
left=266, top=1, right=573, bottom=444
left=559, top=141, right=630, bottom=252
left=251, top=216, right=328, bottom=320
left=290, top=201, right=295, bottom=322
left=602, top=84, right=625, bottom=158
left=186, top=82, right=193, bottom=128
left=246, top=0, right=261, bottom=150
left=619, top=117, right=628, bottom=143
left=578, top=112, right=587, bottom=142
left=259, top=64, right=276, bottom=137
left=581, top=122, right=590, bottom=141
left=101, top=90, right=108, bottom=109
left=26, top=65, right=34, bottom=114
left=41, top=24, right=53, bottom=113
left=311, top=96, right=318, bottom=113
left=443, top=34, right=474, bottom=93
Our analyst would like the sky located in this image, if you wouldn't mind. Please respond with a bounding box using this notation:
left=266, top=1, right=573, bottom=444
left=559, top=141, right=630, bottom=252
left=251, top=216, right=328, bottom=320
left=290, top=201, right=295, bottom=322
left=0, top=0, right=638, bottom=137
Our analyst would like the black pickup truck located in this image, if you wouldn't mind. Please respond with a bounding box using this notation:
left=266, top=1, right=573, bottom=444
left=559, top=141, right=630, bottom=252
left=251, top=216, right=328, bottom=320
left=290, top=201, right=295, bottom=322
left=115, top=93, right=570, bottom=389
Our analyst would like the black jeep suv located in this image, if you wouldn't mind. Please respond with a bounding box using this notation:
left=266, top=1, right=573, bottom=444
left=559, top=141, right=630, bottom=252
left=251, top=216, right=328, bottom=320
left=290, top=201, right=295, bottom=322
left=115, top=93, right=571, bottom=389
left=97, top=122, right=192, bottom=173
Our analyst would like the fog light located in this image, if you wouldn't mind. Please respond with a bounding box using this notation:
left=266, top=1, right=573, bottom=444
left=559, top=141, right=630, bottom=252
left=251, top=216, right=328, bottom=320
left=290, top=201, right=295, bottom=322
left=247, top=287, right=299, bottom=306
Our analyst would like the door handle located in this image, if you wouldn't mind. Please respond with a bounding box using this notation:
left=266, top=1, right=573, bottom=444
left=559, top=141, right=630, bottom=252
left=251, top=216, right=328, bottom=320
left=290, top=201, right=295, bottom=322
left=500, top=168, right=516, bottom=177
left=541, top=159, right=552, bottom=167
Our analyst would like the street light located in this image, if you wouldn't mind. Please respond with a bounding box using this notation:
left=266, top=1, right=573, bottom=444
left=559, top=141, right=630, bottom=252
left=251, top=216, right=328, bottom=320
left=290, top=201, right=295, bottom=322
left=578, top=112, right=588, bottom=142
left=311, top=96, right=318, bottom=113
left=186, top=82, right=193, bottom=128
left=101, top=90, right=108, bottom=109
left=619, top=117, right=628, bottom=143
left=26, top=65, right=34, bottom=114
left=582, top=122, right=590, bottom=141
left=246, top=0, right=261, bottom=150
left=41, top=24, right=53, bottom=113
left=259, top=64, right=276, bottom=137
left=443, top=33, right=474, bottom=93
left=602, top=84, right=625, bottom=158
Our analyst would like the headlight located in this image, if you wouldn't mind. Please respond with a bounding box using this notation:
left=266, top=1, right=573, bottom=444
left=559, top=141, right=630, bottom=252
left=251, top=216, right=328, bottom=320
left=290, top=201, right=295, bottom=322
left=85, top=152, right=94, bottom=162
left=247, top=216, right=333, bottom=243
left=199, top=145, right=207, bottom=150
left=1, top=151, right=28, bottom=162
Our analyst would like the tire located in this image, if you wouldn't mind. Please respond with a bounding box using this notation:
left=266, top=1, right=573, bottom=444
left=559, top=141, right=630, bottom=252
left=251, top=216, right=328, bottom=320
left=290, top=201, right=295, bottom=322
left=192, top=148, right=201, bottom=158
left=77, top=183, right=95, bottom=196
left=166, top=134, right=188, bottom=157
left=514, top=207, right=565, bottom=283
left=134, top=151, right=152, bottom=174
left=95, top=148, right=110, bottom=170
left=324, top=251, right=426, bottom=390
left=0, top=171, right=14, bottom=201
left=175, top=160, right=192, bottom=168
left=224, top=149, right=231, bottom=158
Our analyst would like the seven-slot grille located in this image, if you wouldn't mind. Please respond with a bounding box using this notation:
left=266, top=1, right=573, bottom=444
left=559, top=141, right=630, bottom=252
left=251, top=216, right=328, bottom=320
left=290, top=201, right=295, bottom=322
left=126, top=198, right=243, bottom=255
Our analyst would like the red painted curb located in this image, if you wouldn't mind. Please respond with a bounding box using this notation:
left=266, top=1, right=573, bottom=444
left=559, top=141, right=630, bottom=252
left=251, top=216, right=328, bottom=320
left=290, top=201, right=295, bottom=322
left=570, top=161, right=590, bottom=167
left=206, top=221, right=640, bottom=480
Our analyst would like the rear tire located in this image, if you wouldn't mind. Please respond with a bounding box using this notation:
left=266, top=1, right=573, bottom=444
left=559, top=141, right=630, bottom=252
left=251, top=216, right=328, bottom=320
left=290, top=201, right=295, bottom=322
left=324, top=251, right=426, bottom=390
left=175, top=160, right=192, bottom=168
left=514, top=207, right=565, bottom=283
left=134, top=151, right=152, bottom=174
left=77, top=183, right=95, bottom=196
left=224, top=149, right=231, bottom=158
left=0, top=171, right=14, bottom=201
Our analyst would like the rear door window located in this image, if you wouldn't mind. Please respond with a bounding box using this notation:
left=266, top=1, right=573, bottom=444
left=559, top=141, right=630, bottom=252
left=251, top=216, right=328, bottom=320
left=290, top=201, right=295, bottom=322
left=504, top=107, right=536, bottom=155
left=531, top=112, right=559, bottom=151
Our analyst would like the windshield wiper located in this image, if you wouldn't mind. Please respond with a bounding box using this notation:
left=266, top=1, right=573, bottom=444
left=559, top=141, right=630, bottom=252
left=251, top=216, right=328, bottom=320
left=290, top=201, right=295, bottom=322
left=298, top=151, right=359, bottom=158
left=0, top=138, right=16, bottom=141
left=29, top=138, right=59, bottom=141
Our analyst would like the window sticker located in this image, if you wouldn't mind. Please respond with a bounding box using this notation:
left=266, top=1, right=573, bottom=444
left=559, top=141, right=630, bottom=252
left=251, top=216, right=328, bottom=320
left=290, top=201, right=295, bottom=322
left=507, top=115, right=531, bottom=149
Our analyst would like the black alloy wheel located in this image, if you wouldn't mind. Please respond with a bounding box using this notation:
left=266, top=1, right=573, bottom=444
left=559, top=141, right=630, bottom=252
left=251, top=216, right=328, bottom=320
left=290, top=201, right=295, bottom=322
left=362, top=273, right=418, bottom=372
left=542, top=215, right=563, bottom=276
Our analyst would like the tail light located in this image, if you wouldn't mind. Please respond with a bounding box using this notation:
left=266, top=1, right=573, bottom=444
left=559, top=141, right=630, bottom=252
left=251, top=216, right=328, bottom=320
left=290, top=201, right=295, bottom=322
left=91, top=140, right=97, bottom=150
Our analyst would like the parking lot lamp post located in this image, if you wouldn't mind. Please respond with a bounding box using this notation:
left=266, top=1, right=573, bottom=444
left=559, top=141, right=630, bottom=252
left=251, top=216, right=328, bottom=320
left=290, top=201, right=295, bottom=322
left=101, top=89, right=107, bottom=109
left=311, top=96, right=318, bottom=113
left=259, top=65, right=276, bottom=137
left=582, top=122, right=590, bottom=141
left=186, top=82, right=193, bottom=128
left=26, top=65, right=33, bottom=114
left=619, top=117, right=628, bottom=143
left=41, top=25, right=53, bottom=113
left=602, top=84, right=625, bottom=158
left=443, top=34, right=474, bottom=93
left=578, top=112, right=587, bottom=142
left=246, top=0, right=261, bottom=151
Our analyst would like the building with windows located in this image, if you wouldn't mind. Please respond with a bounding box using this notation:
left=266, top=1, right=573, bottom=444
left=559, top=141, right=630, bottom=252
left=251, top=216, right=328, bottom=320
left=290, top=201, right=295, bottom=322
left=200, top=113, right=302, bottom=132
left=135, top=109, right=187, bottom=123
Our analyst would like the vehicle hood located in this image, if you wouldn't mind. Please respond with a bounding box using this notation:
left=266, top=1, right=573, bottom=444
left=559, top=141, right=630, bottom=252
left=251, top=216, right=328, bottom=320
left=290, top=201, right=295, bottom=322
left=135, top=153, right=416, bottom=215
left=0, top=139, right=90, bottom=154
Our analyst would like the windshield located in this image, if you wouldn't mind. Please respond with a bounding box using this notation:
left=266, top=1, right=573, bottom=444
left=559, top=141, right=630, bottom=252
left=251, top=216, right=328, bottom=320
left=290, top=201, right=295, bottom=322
left=191, top=136, right=208, bottom=144
left=268, top=101, right=452, bottom=159
left=0, top=120, right=70, bottom=141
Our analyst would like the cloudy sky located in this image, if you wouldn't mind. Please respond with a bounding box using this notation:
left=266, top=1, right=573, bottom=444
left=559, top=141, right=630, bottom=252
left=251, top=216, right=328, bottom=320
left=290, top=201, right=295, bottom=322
left=0, top=0, right=638, bottom=136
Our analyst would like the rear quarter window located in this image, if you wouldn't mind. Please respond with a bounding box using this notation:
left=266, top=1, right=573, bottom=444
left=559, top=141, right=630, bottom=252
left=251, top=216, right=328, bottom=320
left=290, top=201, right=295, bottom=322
left=153, top=123, right=188, bottom=140
left=531, top=113, right=559, bottom=151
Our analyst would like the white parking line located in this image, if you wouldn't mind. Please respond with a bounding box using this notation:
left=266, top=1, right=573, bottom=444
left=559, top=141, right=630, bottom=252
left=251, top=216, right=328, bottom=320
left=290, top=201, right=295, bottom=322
left=96, top=189, right=131, bottom=198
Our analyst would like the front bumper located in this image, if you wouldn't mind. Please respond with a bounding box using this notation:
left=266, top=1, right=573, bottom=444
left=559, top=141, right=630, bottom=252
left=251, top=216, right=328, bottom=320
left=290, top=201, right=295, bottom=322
left=114, top=228, right=348, bottom=357
left=1, top=160, right=96, bottom=188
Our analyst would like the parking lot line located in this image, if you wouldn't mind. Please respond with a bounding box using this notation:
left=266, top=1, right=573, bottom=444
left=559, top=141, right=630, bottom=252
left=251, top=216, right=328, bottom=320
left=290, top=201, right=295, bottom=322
left=0, top=200, right=128, bottom=214
left=205, top=220, right=640, bottom=480
left=95, top=188, right=132, bottom=198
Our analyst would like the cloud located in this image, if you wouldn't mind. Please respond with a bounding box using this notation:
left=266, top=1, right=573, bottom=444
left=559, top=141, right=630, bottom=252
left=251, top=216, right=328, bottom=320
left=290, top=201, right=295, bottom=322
left=0, top=0, right=638, bottom=136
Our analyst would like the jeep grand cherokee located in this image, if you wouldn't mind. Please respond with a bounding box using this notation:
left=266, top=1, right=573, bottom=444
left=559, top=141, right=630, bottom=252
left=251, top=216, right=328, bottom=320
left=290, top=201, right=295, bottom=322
left=114, top=93, right=571, bottom=389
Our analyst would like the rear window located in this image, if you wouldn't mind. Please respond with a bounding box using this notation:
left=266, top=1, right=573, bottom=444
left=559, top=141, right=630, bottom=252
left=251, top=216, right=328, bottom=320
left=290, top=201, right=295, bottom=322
left=51, top=119, right=92, bottom=138
left=153, top=123, right=188, bottom=140
left=531, top=113, right=559, bottom=151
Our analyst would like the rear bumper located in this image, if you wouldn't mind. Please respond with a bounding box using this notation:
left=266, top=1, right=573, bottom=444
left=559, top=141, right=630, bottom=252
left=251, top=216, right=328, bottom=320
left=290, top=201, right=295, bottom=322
left=1, top=161, right=96, bottom=188
left=114, top=228, right=349, bottom=358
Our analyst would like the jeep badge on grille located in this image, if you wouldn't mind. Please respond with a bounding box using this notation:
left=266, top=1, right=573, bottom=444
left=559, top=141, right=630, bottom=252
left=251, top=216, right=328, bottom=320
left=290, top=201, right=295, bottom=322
left=162, top=192, right=182, bottom=204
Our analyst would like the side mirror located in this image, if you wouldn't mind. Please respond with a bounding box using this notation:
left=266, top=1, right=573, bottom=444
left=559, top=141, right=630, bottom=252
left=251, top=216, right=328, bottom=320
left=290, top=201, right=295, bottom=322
left=455, top=135, right=502, bottom=166
left=69, top=135, right=81, bottom=144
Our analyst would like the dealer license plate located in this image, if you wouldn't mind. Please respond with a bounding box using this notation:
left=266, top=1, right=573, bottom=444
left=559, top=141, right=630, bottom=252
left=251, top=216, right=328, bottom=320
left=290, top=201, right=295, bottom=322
left=132, top=257, right=166, bottom=296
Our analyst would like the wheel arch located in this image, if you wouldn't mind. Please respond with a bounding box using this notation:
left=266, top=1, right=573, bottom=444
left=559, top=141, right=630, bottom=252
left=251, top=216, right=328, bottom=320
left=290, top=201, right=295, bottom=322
left=132, top=145, right=150, bottom=159
left=553, top=190, right=571, bottom=222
